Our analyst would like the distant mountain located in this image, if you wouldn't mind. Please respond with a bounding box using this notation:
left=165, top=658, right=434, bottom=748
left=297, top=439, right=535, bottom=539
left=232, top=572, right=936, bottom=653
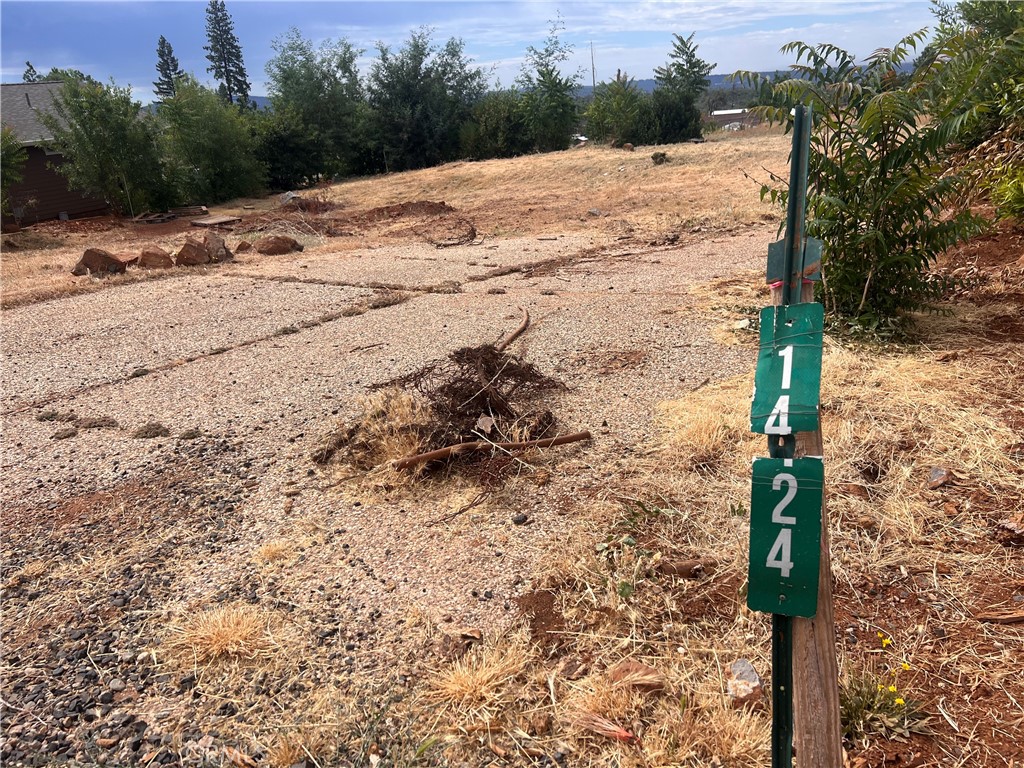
left=142, top=94, right=271, bottom=113
left=574, top=71, right=781, bottom=98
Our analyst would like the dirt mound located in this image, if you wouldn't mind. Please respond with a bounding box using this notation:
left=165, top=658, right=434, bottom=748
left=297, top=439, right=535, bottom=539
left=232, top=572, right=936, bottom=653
left=359, top=200, right=455, bottom=223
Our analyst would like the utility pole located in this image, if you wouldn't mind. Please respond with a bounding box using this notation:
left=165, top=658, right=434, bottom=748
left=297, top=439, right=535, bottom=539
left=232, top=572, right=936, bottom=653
left=591, top=41, right=596, bottom=90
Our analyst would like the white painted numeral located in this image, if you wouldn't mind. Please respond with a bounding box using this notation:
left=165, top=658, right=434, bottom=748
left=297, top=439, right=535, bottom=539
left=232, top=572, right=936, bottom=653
left=772, top=473, right=798, bottom=524
left=778, top=345, right=794, bottom=390
left=766, top=528, right=794, bottom=577
left=763, top=395, right=791, bottom=434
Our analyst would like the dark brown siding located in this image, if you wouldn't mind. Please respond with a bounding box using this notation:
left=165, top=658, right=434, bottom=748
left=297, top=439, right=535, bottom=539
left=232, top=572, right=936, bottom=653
left=6, top=147, right=108, bottom=223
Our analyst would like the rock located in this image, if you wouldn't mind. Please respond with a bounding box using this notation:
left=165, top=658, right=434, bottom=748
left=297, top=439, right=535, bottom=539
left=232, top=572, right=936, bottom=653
left=175, top=238, right=210, bottom=266
left=511, top=513, right=528, bottom=525
left=587, top=208, right=602, bottom=217
left=927, top=467, right=952, bottom=490
left=95, top=737, right=119, bottom=749
left=732, top=319, right=751, bottom=330
left=726, top=658, right=763, bottom=708
left=116, top=252, right=140, bottom=267
left=254, top=235, right=303, bottom=255
left=651, top=151, right=669, bottom=165
left=622, top=143, right=635, bottom=151
left=235, top=240, right=253, bottom=253
left=203, top=233, right=233, bottom=263
left=51, top=426, right=78, bottom=440
left=138, top=246, right=174, bottom=269
left=608, top=660, right=666, bottom=692
left=108, top=678, right=126, bottom=692
left=71, top=248, right=129, bottom=276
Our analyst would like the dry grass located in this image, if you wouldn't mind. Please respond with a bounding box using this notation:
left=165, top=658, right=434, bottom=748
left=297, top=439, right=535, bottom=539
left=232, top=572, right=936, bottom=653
left=324, top=130, right=788, bottom=239
left=421, top=631, right=533, bottom=729
left=166, top=604, right=283, bottom=666
left=415, top=335, right=1021, bottom=767
left=256, top=538, right=297, bottom=563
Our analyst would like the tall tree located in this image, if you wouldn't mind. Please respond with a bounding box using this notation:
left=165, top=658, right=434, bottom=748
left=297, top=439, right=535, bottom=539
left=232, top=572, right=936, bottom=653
left=204, top=0, right=250, bottom=105
left=22, top=61, right=95, bottom=84
left=265, top=28, right=367, bottom=179
left=654, top=33, right=715, bottom=102
left=367, top=28, right=486, bottom=171
left=22, top=62, right=39, bottom=82
left=517, top=17, right=582, bottom=152
left=154, top=35, right=184, bottom=101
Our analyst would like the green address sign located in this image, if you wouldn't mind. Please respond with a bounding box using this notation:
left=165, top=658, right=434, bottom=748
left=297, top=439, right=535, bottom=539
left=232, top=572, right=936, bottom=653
left=748, top=457, right=823, bottom=618
left=750, top=303, right=824, bottom=436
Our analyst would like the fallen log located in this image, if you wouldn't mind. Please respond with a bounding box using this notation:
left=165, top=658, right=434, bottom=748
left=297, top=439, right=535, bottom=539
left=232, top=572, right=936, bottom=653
left=393, top=430, right=591, bottom=471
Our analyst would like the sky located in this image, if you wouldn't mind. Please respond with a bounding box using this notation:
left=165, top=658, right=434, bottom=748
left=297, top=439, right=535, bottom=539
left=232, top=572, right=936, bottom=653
left=1, top=1, right=937, bottom=103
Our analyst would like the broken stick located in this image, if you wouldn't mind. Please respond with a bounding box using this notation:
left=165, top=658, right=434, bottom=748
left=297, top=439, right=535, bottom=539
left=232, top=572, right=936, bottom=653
left=496, top=308, right=531, bottom=353
left=393, top=430, right=591, bottom=471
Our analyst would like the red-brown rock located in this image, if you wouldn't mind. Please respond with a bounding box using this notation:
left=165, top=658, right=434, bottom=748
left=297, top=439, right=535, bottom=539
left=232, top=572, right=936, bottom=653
left=235, top=240, right=253, bottom=253
left=175, top=238, right=210, bottom=266
left=254, top=235, right=303, bottom=255
left=115, top=252, right=139, bottom=267
left=203, top=232, right=233, bottom=263
left=71, top=248, right=128, bottom=276
left=138, top=246, right=174, bottom=269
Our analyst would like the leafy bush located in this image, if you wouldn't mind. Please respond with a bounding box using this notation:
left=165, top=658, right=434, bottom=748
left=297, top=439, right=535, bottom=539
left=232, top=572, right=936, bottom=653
left=459, top=89, right=532, bottom=160
left=158, top=77, right=265, bottom=203
left=517, top=18, right=581, bottom=152
left=1, top=126, right=27, bottom=216
left=585, top=72, right=657, bottom=146
left=40, top=79, right=172, bottom=215
left=739, top=34, right=987, bottom=330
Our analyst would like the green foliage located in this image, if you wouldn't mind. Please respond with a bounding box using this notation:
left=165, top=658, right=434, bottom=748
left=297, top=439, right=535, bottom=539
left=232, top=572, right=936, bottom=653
left=518, top=17, right=582, bottom=152
left=265, top=28, right=368, bottom=180
left=1, top=126, right=28, bottom=215
left=650, top=87, right=701, bottom=143
left=158, top=77, right=265, bottom=203
left=367, top=28, right=486, bottom=171
left=204, top=0, right=250, bottom=105
left=654, top=33, right=715, bottom=102
left=739, top=34, right=987, bottom=330
left=22, top=61, right=96, bottom=84
left=840, top=671, right=931, bottom=744
left=585, top=71, right=656, bottom=146
left=459, top=89, right=532, bottom=160
left=40, top=79, right=171, bottom=215
left=154, top=35, right=184, bottom=101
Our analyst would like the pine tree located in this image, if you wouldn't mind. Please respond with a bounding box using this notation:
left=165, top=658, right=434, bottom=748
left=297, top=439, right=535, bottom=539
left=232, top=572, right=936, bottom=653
left=154, top=36, right=184, bottom=101
left=23, top=61, right=39, bottom=82
left=203, top=0, right=250, bottom=105
left=654, top=33, right=715, bottom=101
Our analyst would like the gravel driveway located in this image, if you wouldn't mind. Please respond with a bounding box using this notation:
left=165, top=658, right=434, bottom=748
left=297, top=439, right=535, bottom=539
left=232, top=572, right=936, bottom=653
left=0, top=227, right=770, bottom=765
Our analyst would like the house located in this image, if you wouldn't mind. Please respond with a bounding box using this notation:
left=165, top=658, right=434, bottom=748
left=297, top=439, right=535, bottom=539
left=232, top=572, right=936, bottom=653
left=1, top=81, right=108, bottom=223
left=708, top=108, right=760, bottom=130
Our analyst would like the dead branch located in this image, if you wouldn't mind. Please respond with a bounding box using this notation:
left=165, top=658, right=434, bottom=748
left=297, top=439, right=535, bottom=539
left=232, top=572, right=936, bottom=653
left=393, top=430, right=591, bottom=471
left=496, top=308, right=531, bottom=353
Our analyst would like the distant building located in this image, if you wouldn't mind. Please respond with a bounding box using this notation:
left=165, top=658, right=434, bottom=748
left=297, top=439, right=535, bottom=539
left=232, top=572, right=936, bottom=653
left=708, top=108, right=760, bottom=129
left=1, top=82, right=108, bottom=223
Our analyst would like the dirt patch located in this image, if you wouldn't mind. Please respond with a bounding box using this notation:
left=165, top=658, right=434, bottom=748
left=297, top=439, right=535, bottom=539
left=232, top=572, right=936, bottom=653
left=513, top=589, right=567, bottom=650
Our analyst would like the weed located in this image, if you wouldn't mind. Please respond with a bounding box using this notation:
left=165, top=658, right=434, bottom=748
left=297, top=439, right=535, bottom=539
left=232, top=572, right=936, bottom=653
left=168, top=605, right=279, bottom=666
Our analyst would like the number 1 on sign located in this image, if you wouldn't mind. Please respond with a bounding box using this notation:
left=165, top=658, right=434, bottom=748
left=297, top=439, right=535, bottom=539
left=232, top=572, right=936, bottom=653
left=778, top=345, right=793, bottom=389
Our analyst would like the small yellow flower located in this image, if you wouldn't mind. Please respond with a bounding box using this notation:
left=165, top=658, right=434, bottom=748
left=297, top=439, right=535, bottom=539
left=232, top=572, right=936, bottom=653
left=901, top=662, right=911, bottom=671
left=895, top=697, right=905, bottom=706
left=888, top=685, right=897, bottom=693
left=877, top=684, right=885, bottom=691
left=882, top=637, right=893, bottom=648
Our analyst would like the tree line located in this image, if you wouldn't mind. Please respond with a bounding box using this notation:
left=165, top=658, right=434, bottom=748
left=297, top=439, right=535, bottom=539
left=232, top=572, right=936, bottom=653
left=5, top=3, right=714, bottom=215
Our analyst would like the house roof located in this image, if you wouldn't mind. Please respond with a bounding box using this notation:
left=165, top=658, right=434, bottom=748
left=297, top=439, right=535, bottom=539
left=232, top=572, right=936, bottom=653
left=1, top=81, right=65, bottom=145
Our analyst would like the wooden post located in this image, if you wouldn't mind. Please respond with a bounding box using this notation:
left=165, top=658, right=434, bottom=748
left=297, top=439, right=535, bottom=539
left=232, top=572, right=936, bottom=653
left=771, top=281, right=843, bottom=767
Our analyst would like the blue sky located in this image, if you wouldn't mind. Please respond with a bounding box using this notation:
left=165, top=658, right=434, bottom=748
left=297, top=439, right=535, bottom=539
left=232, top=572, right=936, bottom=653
left=1, top=1, right=936, bottom=103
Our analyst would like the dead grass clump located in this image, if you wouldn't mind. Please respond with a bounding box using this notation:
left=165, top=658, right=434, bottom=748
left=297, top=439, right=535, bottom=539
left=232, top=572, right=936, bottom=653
left=312, top=388, right=434, bottom=469
left=421, top=632, right=533, bottom=728
left=168, top=605, right=280, bottom=666
left=658, top=374, right=756, bottom=473
left=257, top=538, right=297, bottom=563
